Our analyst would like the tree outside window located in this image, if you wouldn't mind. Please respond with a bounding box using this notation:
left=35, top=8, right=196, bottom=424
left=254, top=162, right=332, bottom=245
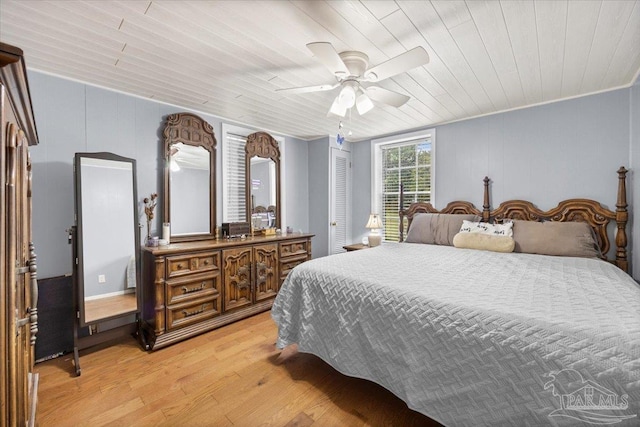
left=380, top=141, right=431, bottom=241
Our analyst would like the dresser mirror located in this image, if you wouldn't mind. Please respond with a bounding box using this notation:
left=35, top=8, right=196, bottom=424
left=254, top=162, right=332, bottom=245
left=245, top=132, right=280, bottom=230
left=73, top=152, right=140, bottom=327
left=163, top=113, right=217, bottom=242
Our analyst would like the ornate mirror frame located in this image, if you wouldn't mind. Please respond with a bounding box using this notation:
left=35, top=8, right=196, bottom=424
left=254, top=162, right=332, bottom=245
left=163, top=113, right=217, bottom=242
left=245, top=131, right=281, bottom=229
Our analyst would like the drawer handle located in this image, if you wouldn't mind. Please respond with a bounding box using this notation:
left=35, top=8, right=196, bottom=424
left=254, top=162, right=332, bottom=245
left=182, top=304, right=207, bottom=317
left=182, top=282, right=206, bottom=294
left=203, top=260, right=209, bottom=265
left=176, top=263, right=184, bottom=270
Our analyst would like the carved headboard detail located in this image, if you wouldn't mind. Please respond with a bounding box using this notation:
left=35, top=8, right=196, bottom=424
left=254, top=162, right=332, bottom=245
left=490, top=167, right=628, bottom=271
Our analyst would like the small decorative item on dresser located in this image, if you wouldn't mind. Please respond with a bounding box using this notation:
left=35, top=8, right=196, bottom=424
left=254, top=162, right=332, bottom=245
left=143, top=193, right=158, bottom=245
left=162, top=222, right=170, bottom=242
left=366, top=213, right=383, bottom=247
left=221, top=222, right=251, bottom=238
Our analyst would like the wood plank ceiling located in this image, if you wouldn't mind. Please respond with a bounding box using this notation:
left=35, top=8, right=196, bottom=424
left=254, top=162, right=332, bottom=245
left=1, top=0, right=639, bottom=141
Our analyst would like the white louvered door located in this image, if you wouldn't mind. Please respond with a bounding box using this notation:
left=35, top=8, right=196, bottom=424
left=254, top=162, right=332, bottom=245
left=329, top=148, right=351, bottom=255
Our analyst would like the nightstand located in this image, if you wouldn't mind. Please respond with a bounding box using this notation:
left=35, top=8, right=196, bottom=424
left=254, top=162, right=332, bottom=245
left=343, top=243, right=370, bottom=252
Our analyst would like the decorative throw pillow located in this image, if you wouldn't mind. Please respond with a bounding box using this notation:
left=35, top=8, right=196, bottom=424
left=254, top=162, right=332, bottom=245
left=459, top=220, right=513, bottom=237
left=453, top=233, right=515, bottom=253
left=512, top=220, right=600, bottom=258
left=405, top=213, right=480, bottom=246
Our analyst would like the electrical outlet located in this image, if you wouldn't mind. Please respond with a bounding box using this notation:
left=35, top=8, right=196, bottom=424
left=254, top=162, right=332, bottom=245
left=98, top=274, right=106, bottom=283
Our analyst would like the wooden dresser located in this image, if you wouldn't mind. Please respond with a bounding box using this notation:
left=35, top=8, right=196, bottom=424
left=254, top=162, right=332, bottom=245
left=141, top=233, right=313, bottom=349
left=1, top=43, right=40, bottom=427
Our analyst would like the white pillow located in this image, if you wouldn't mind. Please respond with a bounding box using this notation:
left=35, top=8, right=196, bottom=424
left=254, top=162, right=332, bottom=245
left=459, top=220, right=513, bottom=237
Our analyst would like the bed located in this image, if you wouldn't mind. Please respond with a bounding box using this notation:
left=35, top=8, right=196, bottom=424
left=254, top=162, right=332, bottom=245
left=271, top=168, right=639, bottom=426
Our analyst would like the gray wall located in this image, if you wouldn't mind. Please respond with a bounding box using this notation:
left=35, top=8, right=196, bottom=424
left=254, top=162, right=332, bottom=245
left=352, top=139, right=374, bottom=246
left=282, top=136, right=309, bottom=234
left=351, top=88, right=637, bottom=279
left=631, top=78, right=640, bottom=280
left=29, top=70, right=310, bottom=279
left=308, top=137, right=330, bottom=258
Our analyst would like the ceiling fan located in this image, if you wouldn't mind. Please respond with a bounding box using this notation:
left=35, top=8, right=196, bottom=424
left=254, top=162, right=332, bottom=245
left=276, top=42, right=430, bottom=117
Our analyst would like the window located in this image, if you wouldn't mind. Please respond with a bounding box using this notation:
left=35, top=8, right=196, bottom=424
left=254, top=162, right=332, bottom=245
left=223, top=132, right=247, bottom=222
left=372, top=130, right=434, bottom=242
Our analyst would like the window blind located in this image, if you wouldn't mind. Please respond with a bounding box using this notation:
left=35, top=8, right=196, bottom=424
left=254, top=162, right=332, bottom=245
left=225, top=133, right=247, bottom=222
left=380, top=140, right=431, bottom=241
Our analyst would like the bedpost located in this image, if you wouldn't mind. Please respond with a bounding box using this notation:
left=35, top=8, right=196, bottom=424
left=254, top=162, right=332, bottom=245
left=399, top=183, right=405, bottom=242
left=615, top=166, right=628, bottom=272
left=482, top=176, right=490, bottom=222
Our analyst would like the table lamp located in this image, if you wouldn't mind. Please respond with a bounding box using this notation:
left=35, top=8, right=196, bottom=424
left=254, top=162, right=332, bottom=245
left=366, top=213, right=383, bottom=247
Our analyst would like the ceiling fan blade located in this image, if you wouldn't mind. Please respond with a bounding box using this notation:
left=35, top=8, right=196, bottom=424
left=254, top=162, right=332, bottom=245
left=364, top=47, right=430, bottom=82
left=365, top=86, right=410, bottom=108
left=276, top=83, right=339, bottom=94
left=307, top=42, right=350, bottom=77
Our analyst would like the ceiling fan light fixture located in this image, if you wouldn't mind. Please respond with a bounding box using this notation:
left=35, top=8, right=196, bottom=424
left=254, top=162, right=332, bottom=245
left=329, top=96, right=347, bottom=117
left=356, top=93, right=374, bottom=115
left=337, top=84, right=356, bottom=108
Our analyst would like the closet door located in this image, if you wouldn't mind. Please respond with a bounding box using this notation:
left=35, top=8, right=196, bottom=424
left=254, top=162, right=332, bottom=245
left=329, top=148, right=351, bottom=255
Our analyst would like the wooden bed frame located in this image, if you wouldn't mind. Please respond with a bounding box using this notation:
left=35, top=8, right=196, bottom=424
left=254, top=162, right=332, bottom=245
left=399, top=167, right=629, bottom=272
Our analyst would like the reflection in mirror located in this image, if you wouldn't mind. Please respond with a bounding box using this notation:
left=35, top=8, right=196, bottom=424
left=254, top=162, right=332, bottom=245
left=169, top=143, right=210, bottom=235
left=163, top=113, right=217, bottom=242
left=250, top=157, right=276, bottom=230
left=74, top=153, right=140, bottom=326
left=245, top=131, right=281, bottom=229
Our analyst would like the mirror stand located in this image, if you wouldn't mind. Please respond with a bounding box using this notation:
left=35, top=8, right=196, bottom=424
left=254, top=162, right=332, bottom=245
left=70, top=152, right=148, bottom=376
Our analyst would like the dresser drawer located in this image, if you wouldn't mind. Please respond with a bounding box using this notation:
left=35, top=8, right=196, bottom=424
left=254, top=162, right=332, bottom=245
left=166, top=251, right=220, bottom=278
left=166, top=296, right=220, bottom=330
left=279, top=239, right=309, bottom=259
left=166, top=272, right=219, bottom=305
left=280, top=254, right=307, bottom=279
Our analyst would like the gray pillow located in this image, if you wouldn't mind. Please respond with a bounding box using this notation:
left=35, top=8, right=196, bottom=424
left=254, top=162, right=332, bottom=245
left=405, top=213, right=480, bottom=246
left=512, top=220, right=600, bottom=258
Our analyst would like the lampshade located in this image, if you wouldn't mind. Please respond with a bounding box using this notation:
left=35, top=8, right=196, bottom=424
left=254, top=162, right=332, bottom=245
left=366, top=213, right=383, bottom=247
left=356, top=93, right=374, bottom=115
left=329, top=96, right=347, bottom=117
left=337, top=84, right=356, bottom=108
left=365, top=213, right=383, bottom=229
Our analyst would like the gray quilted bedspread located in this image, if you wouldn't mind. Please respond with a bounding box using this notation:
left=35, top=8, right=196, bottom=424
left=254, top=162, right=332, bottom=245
left=271, top=243, right=640, bottom=426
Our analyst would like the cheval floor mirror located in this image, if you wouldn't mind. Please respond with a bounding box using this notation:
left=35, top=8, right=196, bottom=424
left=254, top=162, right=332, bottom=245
left=70, top=152, right=144, bottom=376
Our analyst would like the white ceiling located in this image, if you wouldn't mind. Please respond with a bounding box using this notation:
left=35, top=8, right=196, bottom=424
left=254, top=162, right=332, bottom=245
left=1, top=0, right=639, bottom=142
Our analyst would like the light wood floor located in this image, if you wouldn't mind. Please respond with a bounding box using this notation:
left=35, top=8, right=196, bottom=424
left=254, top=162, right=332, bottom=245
left=84, top=293, right=137, bottom=323
left=35, top=311, right=441, bottom=426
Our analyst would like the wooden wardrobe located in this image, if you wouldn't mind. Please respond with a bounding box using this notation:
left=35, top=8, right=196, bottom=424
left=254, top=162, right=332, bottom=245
left=0, top=43, right=40, bottom=427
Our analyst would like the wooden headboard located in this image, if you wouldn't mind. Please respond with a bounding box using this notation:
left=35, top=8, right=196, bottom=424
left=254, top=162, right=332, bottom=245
left=398, top=167, right=629, bottom=272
